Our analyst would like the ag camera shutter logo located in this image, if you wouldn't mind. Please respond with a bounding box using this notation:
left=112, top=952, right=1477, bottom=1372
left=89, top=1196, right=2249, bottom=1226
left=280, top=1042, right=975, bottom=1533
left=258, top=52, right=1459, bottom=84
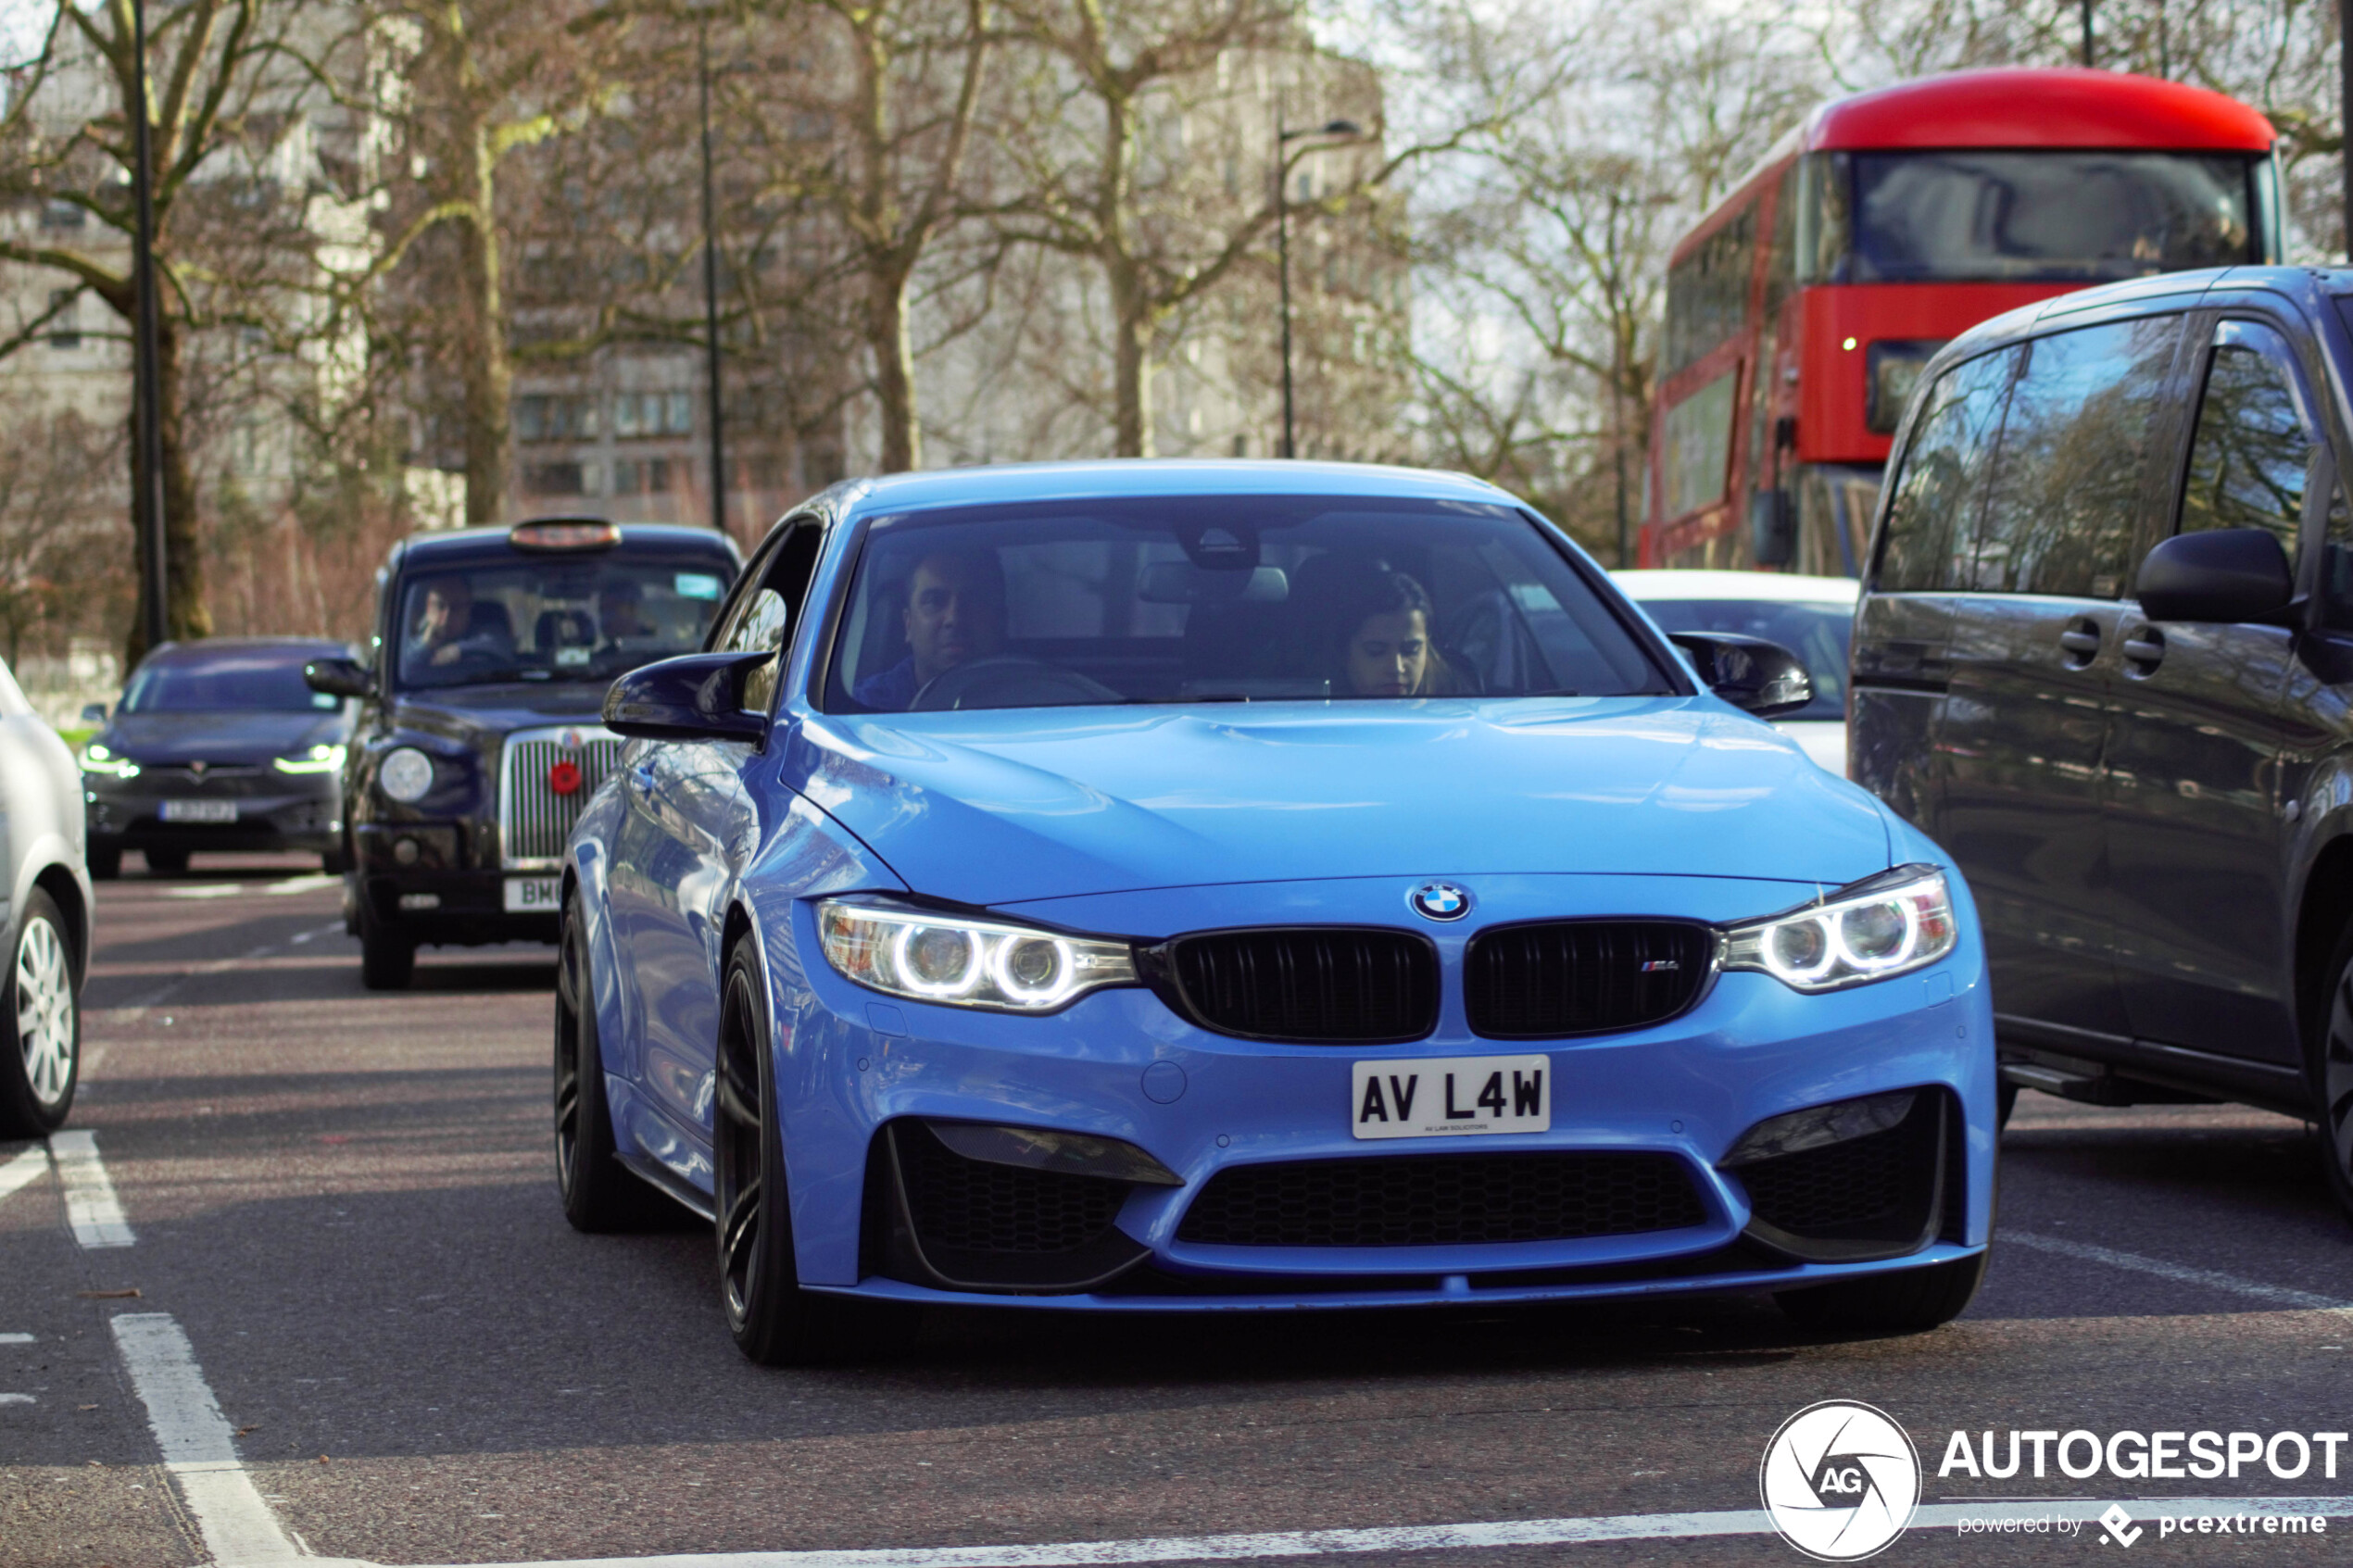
left=1760, top=1399, right=1920, bottom=1561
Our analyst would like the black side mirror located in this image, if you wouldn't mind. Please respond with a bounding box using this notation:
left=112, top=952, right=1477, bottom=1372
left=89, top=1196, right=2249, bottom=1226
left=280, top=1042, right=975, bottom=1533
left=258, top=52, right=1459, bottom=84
left=1749, top=489, right=1796, bottom=567
left=603, top=651, right=774, bottom=741
left=78, top=702, right=107, bottom=725
left=2137, top=528, right=2295, bottom=623
left=1670, top=632, right=1814, bottom=720
left=304, top=657, right=375, bottom=700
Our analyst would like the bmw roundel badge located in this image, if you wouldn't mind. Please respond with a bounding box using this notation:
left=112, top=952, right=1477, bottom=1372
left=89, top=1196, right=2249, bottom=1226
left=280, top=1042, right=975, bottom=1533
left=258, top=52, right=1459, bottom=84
left=1408, top=882, right=1472, bottom=922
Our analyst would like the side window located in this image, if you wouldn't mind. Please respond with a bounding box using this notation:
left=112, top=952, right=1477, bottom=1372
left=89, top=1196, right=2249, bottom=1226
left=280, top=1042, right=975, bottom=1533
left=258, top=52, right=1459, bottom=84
left=1873, top=346, right=2018, bottom=591
left=2178, top=320, right=2318, bottom=562
left=726, top=524, right=823, bottom=712
left=1972, top=314, right=2181, bottom=597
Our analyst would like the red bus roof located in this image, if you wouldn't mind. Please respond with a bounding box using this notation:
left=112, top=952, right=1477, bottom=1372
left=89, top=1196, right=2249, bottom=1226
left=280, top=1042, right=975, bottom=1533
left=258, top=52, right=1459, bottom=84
left=1805, top=69, right=2274, bottom=152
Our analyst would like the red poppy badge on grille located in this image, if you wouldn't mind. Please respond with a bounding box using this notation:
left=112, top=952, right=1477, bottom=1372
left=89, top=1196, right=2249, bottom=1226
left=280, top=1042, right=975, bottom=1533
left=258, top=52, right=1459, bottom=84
left=548, top=759, right=584, bottom=796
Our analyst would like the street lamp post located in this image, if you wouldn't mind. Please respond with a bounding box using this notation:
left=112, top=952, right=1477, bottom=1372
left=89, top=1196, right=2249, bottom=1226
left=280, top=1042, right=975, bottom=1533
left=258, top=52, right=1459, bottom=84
left=130, top=0, right=168, bottom=650
left=1276, top=118, right=1361, bottom=460
left=698, top=18, right=727, bottom=533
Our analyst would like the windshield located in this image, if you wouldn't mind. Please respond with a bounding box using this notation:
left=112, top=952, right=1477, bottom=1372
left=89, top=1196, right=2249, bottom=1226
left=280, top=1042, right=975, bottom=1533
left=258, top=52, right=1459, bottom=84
left=1630, top=598, right=1852, bottom=721
left=395, top=557, right=731, bottom=690
left=124, top=652, right=341, bottom=714
left=1849, top=150, right=2257, bottom=283
left=824, top=495, right=1671, bottom=713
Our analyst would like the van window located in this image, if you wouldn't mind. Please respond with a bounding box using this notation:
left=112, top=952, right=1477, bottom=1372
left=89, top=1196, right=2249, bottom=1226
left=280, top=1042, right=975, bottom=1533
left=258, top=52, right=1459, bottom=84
left=1970, top=315, right=2181, bottom=597
left=1873, top=347, right=2018, bottom=591
left=2178, top=321, right=2318, bottom=564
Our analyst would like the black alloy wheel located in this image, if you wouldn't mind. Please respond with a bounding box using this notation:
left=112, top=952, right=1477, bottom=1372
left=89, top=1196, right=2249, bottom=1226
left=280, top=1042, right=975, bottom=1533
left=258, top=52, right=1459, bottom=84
left=357, top=891, right=414, bottom=991
left=1775, top=1250, right=1988, bottom=1335
left=713, top=935, right=906, bottom=1365
left=554, top=895, right=661, bottom=1232
left=2310, top=924, right=2353, bottom=1223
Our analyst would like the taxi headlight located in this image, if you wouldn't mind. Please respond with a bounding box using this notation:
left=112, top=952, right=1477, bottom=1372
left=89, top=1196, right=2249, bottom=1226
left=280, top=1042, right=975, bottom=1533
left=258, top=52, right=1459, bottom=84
left=1722, top=865, right=1957, bottom=993
left=273, top=744, right=346, bottom=775
left=818, top=900, right=1138, bottom=1013
left=377, top=746, right=434, bottom=803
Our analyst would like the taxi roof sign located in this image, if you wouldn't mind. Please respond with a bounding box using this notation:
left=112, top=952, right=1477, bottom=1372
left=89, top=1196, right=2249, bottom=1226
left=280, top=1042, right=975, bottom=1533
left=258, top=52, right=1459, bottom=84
left=510, top=519, right=622, bottom=552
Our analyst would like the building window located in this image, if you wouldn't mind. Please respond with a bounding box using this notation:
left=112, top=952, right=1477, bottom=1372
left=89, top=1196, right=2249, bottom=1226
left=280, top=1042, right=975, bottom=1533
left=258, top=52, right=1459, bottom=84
left=47, top=291, right=78, bottom=350
left=611, top=391, right=695, bottom=439
left=611, top=458, right=671, bottom=495
left=524, top=460, right=596, bottom=495
left=514, top=394, right=600, bottom=443
left=40, top=200, right=83, bottom=230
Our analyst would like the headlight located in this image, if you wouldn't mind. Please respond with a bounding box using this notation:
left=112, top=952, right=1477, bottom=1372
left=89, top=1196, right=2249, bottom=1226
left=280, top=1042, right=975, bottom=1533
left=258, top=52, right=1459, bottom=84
left=81, top=743, right=138, bottom=779
left=378, top=746, right=435, bottom=802
left=818, top=899, right=1139, bottom=1013
left=273, top=744, right=346, bottom=775
left=1722, top=865, right=1957, bottom=992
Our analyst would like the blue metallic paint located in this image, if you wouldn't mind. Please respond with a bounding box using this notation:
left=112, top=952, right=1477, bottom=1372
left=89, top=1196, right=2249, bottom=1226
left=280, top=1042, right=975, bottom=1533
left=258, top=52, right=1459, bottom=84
left=565, top=459, right=1995, bottom=1313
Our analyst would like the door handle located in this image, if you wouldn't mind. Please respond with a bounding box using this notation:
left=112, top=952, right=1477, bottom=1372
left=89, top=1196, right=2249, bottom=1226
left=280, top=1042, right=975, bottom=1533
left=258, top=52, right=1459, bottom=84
left=2122, top=627, right=2166, bottom=675
left=2058, top=620, right=2102, bottom=667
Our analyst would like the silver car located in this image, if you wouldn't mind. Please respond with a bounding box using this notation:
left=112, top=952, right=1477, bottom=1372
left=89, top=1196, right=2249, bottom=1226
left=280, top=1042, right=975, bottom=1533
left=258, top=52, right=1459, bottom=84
left=1612, top=570, right=1858, bottom=775
left=0, top=657, right=91, bottom=1138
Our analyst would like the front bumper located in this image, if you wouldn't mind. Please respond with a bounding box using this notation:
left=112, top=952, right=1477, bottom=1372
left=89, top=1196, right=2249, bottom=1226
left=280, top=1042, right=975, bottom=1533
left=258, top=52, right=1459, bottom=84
left=349, top=823, right=559, bottom=947
left=85, top=777, right=340, bottom=853
left=674, top=872, right=1998, bottom=1311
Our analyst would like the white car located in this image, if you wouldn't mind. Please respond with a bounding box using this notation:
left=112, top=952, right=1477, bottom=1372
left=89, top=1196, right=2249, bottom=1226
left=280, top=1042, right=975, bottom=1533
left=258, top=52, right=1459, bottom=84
left=0, top=658, right=91, bottom=1139
left=1612, top=571, right=1857, bottom=775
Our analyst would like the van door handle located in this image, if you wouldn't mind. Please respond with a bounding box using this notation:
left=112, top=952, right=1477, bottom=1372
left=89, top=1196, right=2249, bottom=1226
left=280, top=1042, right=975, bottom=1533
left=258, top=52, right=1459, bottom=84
left=2122, top=627, right=2166, bottom=675
left=2058, top=621, right=2102, bottom=666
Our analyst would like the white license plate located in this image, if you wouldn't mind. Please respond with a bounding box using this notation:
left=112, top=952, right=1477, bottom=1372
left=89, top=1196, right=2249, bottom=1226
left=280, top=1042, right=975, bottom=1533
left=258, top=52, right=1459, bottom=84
left=503, top=876, right=560, bottom=912
left=158, top=799, right=237, bottom=823
left=1352, top=1055, right=1552, bottom=1140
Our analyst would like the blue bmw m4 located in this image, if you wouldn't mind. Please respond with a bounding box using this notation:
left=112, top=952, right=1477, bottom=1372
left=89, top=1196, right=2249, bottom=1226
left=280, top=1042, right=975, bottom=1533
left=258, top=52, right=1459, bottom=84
left=558, top=460, right=1995, bottom=1363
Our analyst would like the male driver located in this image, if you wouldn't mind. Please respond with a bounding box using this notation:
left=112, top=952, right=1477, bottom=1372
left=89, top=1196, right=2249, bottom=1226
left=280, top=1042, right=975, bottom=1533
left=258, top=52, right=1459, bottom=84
left=852, top=549, right=1005, bottom=709
left=404, top=575, right=510, bottom=677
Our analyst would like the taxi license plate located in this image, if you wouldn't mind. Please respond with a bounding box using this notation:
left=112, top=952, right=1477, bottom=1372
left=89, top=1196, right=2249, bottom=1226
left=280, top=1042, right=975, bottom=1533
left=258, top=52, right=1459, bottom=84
left=1352, top=1055, right=1551, bottom=1140
left=503, top=876, right=560, bottom=912
left=158, top=799, right=237, bottom=823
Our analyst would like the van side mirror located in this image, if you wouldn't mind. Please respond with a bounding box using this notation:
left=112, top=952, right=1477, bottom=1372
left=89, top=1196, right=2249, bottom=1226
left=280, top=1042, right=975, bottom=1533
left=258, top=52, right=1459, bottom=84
left=1669, top=632, right=1813, bottom=720
left=2137, top=529, right=2295, bottom=624
left=78, top=703, right=106, bottom=725
left=603, top=651, right=774, bottom=742
left=1749, top=489, right=1796, bottom=567
left=304, top=657, right=375, bottom=700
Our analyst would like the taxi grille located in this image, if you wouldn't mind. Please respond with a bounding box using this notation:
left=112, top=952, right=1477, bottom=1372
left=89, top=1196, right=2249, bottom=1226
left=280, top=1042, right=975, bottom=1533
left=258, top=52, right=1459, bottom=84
left=501, top=734, right=623, bottom=866
left=1465, top=921, right=1715, bottom=1038
left=1176, top=1151, right=1707, bottom=1248
left=1151, top=929, right=1438, bottom=1043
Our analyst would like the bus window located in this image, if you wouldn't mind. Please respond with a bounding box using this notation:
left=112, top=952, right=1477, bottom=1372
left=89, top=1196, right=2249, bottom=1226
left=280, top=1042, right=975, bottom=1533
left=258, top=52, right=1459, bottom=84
left=1972, top=315, right=2183, bottom=597
left=1847, top=151, right=2259, bottom=283
left=1874, top=348, right=2018, bottom=591
left=1662, top=370, right=1740, bottom=521
left=1664, top=202, right=1756, bottom=377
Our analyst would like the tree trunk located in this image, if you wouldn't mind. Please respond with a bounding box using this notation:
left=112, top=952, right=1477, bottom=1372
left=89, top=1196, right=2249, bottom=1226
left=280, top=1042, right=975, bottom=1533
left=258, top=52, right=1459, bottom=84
left=871, top=262, right=921, bottom=472
left=459, top=122, right=510, bottom=527
left=1109, top=256, right=1153, bottom=458
left=125, top=315, right=210, bottom=669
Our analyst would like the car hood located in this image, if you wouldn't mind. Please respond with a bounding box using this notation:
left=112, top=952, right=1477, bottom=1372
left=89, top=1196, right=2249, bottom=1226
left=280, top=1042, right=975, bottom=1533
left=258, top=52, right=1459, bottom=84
left=784, top=697, right=1894, bottom=906
left=105, top=710, right=346, bottom=763
left=388, top=683, right=609, bottom=745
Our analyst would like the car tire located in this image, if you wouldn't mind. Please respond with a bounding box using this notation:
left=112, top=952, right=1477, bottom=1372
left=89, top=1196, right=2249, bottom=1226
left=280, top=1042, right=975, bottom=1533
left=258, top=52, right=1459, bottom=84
left=0, top=889, right=80, bottom=1138
left=2307, top=923, right=2353, bottom=1223
left=554, top=896, right=662, bottom=1232
left=1996, top=1079, right=2019, bottom=1130
left=358, top=896, right=414, bottom=991
left=87, top=843, right=120, bottom=882
left=713, top=935, right=906, bottom=1365
left=1775, top=1251, right=1987, bottom=1335
left=143, top=847, right=189, bottom=875
left=321, top=847, right=351, bottom=876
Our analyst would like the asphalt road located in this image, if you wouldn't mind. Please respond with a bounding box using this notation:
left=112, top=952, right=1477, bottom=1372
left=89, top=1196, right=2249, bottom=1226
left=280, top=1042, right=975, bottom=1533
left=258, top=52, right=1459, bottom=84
left=7, top=854, right=2353, bottom=1568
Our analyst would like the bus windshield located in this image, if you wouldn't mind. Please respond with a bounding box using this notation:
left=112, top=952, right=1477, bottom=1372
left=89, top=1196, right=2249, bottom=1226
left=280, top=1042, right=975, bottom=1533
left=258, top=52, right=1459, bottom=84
left=1846, top=150, right=2258, bottom=283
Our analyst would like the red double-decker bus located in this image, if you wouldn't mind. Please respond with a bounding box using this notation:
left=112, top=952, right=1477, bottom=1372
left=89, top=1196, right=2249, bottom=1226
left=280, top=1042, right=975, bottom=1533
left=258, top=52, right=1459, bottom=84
left=1641, top=69, right=2281, bottom=573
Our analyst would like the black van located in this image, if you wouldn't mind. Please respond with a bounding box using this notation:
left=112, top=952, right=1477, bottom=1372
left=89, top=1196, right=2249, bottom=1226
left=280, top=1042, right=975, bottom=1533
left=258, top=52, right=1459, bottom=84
left=1850, top=265, right=2353, bottom=1215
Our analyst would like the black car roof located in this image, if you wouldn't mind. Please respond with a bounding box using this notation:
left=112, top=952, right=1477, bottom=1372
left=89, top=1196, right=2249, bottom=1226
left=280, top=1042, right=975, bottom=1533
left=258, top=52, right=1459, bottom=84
left=389, top=521, right=743, bottom=574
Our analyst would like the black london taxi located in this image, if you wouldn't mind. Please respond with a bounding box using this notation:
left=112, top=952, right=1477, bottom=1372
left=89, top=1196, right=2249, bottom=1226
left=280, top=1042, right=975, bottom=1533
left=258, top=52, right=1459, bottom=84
left=306, top=518, right=740, bottom=987
left=1849, top=264, right=2353, bottom=1217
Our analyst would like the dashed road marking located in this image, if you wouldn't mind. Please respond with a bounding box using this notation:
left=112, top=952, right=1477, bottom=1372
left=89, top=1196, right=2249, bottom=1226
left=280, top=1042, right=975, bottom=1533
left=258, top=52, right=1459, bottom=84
left=0, top=1393, right=31, bottom=1406
left=2005, top=1230, right=2352, bottom=1311
left=0, top=1332, right=32, bottom=1343
left=110, top=1312, right=302, bottom=1564
left=166, top=884, right=246, bottom=900
left=266, top=874, right=338, bottom=895
left=0, top=1145, right=45, bottom=1206
left=49, top=1131, right=132, bottom=1248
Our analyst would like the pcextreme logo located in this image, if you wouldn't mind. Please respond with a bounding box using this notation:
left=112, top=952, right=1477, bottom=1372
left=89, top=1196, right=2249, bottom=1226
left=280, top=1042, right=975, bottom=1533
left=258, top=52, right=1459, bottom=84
left=1760, top=1399, right=1923, bottom=1562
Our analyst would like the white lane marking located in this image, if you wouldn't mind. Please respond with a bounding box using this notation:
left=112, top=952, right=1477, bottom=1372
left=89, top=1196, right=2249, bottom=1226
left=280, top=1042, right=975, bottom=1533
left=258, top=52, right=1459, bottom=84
left=0, top=1393, right=31, bottom=1406
left=429, top=1498, right=2353, bottom=1568
left=0, top=1145, right=46, bottom=1206
left=49, top=1131, right=133, bottom=1248
left=167, top=884, right=245, bottom=900
left=2005, top=1230, right=2353, bottom=1311
left=267, top=874, right=337, bottom=896
left=0, top=1332, right=32, bottom=1343
left=110, top=1313, right=302, bottom=1564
